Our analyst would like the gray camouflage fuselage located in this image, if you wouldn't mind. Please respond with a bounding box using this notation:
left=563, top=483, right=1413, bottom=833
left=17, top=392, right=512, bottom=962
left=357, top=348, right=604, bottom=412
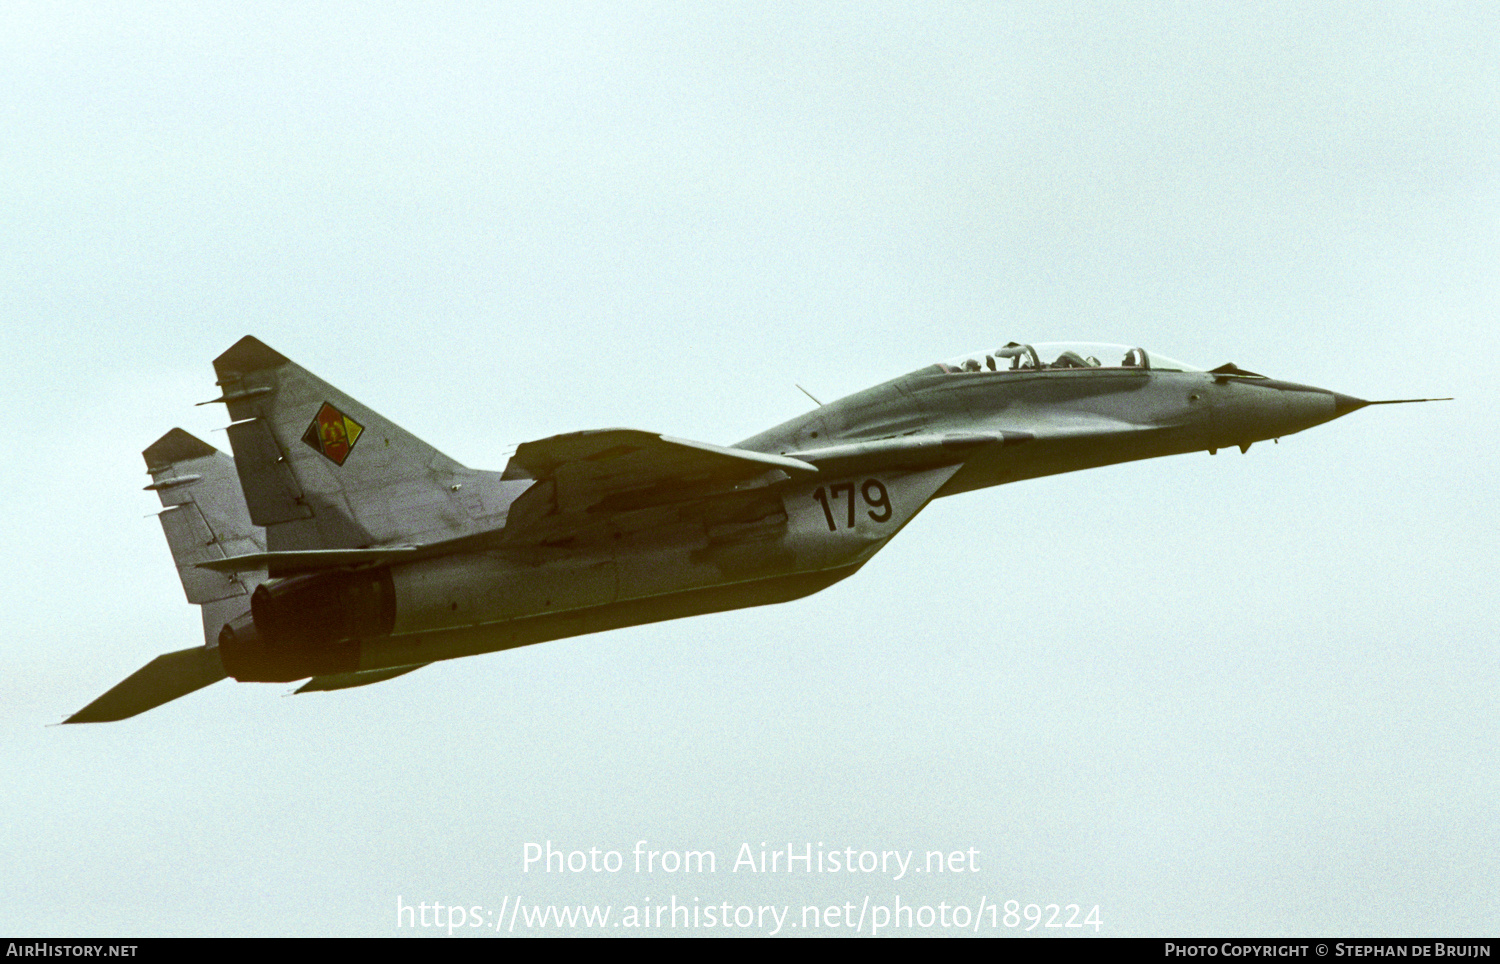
left=67, top=338, right=1418, bottom=722
left=740, top=363, right=1357, bottom=493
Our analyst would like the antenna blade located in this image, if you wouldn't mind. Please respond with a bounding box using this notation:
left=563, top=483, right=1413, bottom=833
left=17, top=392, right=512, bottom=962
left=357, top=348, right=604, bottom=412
left=795, top=384, right=824, bottom=406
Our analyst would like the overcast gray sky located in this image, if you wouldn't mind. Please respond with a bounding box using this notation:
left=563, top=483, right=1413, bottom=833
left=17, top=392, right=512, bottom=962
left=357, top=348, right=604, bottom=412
left=2, top=1, right=1495, bottom=937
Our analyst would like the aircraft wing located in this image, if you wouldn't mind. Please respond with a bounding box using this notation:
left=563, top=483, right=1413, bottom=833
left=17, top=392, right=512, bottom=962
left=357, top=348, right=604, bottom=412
left=497, top=429, right=818, bottom=546
left=503, top=429, right=816, bottom=491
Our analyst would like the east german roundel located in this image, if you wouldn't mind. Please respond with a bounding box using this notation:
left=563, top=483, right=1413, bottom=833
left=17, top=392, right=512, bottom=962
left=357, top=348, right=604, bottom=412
left=301, top=401, right=364, bottom=466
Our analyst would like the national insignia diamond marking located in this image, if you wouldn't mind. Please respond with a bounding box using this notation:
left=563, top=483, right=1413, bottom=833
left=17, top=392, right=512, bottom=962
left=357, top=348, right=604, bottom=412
left=301, top=402, right=364, bottom=466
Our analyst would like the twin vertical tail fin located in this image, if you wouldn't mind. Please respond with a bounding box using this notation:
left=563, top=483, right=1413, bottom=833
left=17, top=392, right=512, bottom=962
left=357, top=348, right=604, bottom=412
left=64, top=429, right=251, bottom=723
left=209, top=336, right=490, bottom=557
left=70, top=335, right=475, bottom=722
left=144, top=428, right=266, bottom=635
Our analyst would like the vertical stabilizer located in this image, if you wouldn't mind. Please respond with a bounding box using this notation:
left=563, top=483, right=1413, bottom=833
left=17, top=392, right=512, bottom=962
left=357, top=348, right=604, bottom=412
left=210, top=336, right=495, bottom=552
left=143, top=429, right=266, bottom=637
left=63, top=429, right=250, bottom=722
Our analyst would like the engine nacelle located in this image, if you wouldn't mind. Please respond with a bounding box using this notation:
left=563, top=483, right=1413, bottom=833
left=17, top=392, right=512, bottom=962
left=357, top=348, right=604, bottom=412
left=251, top=568, right=397, bottom=647
left=217, top=568, right=395, bottom=681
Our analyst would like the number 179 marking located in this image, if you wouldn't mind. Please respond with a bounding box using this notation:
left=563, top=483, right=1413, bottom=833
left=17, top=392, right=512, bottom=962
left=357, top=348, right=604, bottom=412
left=811, top=479, right=892, bottom=531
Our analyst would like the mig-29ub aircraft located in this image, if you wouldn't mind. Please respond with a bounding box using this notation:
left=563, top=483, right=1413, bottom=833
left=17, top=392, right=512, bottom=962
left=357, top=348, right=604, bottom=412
left=65, top=337, right=1445, bottom=722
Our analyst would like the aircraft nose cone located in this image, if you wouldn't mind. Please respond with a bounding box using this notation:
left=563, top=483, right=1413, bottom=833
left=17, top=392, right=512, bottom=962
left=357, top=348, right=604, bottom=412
left=1331, top=392, right=1370, bottom=417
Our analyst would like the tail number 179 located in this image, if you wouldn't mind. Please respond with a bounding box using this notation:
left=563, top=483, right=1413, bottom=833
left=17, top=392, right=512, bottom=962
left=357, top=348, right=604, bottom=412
left=810, top=480, right=891, bottom=532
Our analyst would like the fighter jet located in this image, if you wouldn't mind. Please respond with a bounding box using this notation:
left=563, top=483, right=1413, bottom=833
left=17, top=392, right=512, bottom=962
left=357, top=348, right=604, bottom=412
left=65, top=337, right=1445, bottom=722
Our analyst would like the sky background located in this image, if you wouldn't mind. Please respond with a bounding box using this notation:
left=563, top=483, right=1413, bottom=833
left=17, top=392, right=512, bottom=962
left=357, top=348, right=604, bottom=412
left=2, top=1, right=1495, bottom=937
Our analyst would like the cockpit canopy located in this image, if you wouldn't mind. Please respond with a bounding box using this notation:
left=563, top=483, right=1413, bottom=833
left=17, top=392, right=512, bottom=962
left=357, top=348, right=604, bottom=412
left=938, top=342, right=1203, bottom=375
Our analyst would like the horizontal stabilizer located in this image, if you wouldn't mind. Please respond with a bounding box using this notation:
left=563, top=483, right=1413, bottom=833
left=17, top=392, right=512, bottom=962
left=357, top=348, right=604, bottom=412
left=198, top=546, right=421, bottom=575
left=64, top=647, right=227, bottom=724
left=294, top=663, right=428, bottom=693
